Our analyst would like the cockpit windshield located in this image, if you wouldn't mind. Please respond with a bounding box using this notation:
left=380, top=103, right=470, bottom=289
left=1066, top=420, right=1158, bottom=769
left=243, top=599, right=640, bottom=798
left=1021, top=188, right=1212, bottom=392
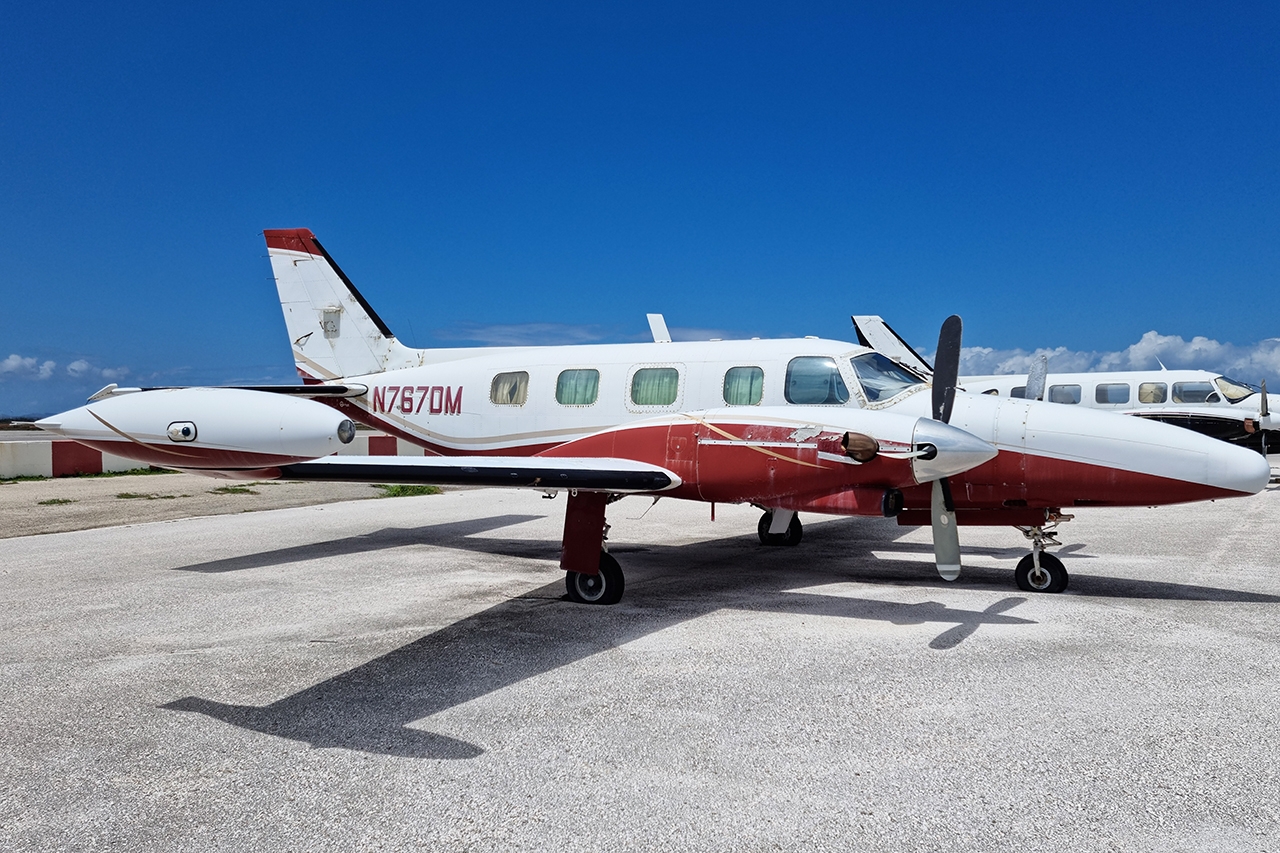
left=1215, top=375, right=1260, bottom=404
left=849, top=352, right=925, bottom=402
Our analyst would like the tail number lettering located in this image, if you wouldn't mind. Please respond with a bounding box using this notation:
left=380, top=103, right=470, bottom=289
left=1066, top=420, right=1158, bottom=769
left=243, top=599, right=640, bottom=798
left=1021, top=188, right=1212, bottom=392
left=372, top=385, right=463, bottom=416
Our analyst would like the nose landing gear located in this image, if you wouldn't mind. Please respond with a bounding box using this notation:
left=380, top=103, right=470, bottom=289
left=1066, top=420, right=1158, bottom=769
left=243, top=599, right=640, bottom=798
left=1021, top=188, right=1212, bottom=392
left=1014, top=513, right=1073, bottom=593
left=757, top=509, right=803, bottom=546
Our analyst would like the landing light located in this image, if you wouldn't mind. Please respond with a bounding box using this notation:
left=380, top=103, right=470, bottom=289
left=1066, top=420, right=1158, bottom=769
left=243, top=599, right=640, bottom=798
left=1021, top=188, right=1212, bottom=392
left=337, top=419, right=356, bottom=444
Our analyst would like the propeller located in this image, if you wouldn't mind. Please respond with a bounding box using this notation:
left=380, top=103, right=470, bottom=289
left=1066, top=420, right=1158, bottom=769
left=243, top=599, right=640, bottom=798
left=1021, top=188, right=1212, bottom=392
left=930, top=315, right=964, bottom=581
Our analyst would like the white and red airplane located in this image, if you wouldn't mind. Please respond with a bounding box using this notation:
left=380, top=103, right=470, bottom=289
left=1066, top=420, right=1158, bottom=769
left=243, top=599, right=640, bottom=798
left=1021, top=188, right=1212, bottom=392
left=36, top=229, right=1271, bottom=601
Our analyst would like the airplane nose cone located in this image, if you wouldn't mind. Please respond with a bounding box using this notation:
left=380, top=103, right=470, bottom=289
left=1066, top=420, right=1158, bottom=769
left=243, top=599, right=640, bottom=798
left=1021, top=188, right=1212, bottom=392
left=911, top=418, right=998, bottom=483
left=1206, top=442, right=1272, bottom=495
left=34, top=413, right=69, bottom=436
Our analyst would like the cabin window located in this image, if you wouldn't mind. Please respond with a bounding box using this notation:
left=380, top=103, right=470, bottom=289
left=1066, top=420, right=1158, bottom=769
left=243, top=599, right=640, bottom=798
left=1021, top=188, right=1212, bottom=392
left=1095, top=383, right=1130, bottom=405
left=1139, top=382, right=1167, bottom=404
left=631, top=368, right=680, bottom=406
left=1048, top=384, right=1081, bottom=404
left=1173, top=381, right=1216, bottom=404
left=848, top=353, right=923, bottom=402
left=785, top=357, right=849, bottom=405
left=1010, top=386, right=1027, bottom=398
left=1214, top=376, right=1258, bottom=403
left=490, top=371, right=529, bottom=406
left=723, top=366, right=763, bottom=406
left=556, top=369, right=600, bottom=406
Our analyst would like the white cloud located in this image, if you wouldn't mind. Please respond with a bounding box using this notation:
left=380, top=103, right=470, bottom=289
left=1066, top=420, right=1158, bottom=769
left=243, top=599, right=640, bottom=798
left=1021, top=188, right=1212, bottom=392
left=0, top=354, right=56, bottom=380
left=949, top=332, right=1280, bottom=382
left=0, top=354, right=131, bottom=384
left=435, top=322, right=610, bottom=346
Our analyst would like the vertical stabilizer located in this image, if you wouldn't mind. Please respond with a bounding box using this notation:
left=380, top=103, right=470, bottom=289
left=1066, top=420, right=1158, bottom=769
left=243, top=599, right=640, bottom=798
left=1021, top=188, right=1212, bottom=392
left=265, top=229, right=418, bottom=381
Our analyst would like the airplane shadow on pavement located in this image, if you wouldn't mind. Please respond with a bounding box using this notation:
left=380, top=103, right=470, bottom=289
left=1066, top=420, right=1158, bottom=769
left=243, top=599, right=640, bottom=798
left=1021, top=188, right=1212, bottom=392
left=161, top=512, right=1280, bottom=759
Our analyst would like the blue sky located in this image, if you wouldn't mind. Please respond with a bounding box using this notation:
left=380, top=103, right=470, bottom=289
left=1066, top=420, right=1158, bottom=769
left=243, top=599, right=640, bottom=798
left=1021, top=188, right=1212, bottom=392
left=1, top=2, right=1277, bottom=416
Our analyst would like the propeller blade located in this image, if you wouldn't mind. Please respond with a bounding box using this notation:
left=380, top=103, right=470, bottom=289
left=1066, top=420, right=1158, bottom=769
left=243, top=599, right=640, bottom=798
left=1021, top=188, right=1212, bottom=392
left=1260, top=379, right=1269, bottom=418
left=1026, top=353, right=1048, bottom=402
left=932, top=315, right=962, bottom=424
left=931, top=479, right=961, bottom=581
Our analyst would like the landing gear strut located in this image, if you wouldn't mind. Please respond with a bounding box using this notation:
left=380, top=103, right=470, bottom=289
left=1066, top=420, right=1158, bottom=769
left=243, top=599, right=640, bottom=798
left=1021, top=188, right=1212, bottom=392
left=757, top=510, right=803, bottom=546
left=561, top=491, right=627, bottom=605
left=1014, top=514, right=1073, bottom=593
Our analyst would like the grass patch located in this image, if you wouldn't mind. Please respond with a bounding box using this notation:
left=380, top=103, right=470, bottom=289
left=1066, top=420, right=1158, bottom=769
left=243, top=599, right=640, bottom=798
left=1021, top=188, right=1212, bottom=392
left=3, top=467, right=178, bottom=485
left=115, top=492, right=178, bottom=500
left=373, top=484, right=442, bottom=498
left=2, top=475, right=50, bottom=484
left=77, top=466, right=179, bottom=478
left=37, top=498, right=76, bottom=506
left=209, top=485, right=259, bottom=495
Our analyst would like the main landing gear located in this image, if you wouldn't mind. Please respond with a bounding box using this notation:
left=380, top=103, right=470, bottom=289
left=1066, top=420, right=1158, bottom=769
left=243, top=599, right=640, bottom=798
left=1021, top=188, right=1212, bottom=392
left=757, top=509, right=803, bottom=546
left=1014, top=515, right=1073, bottom=593
left=560, top=490, right=628, bottom=606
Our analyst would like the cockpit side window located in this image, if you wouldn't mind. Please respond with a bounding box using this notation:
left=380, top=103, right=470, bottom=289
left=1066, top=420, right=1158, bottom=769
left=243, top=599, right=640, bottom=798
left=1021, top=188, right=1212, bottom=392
left=1173, top=381, right=1215, bottom=404
left=1214, top=376, right=1259, bottom=404
left=848, top=353, right=924, bottom=402
left=785, top=357, right=849, bottom=405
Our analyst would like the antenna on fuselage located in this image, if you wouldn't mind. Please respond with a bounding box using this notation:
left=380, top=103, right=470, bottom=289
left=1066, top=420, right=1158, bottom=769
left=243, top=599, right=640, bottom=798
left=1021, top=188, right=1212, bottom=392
left=647, top=314, right=672, bottom=343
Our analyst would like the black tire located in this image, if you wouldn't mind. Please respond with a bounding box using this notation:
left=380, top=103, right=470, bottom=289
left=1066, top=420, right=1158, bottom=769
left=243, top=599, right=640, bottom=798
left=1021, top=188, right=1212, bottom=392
left=757, top=512, right=803, bottom=546
left=565, top=551, right=625, bottom=605
left=1014, top=552, right=1069, bottom=593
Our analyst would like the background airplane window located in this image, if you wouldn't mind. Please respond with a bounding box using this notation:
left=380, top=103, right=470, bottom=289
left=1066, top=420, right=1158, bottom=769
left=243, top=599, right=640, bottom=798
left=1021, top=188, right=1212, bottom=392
left=631, top=367, right=680, bottom=406
left=848, top=353, right=923, bottom=402
left=723, top=366, right=763, bottom=405
left=556, top=369, right=599, bottom=406
left=785, top=357, right=850, bottom=404
left=490, top=371, right=529, bottom=405
left=1010, top=386, right=1027, bottom=398
left=1048, top=384, right=1081, bottom=404
left=1095, top=383, right=1130, bottom=404
left=1173, top=381, right=1215, bottom=404
left=1139, top=382, right=1167, bottom=404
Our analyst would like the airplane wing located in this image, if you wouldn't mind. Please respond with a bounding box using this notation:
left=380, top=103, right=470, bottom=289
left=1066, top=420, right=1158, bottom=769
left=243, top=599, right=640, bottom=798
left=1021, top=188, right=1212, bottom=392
left=259, top=455, right=681, bottom=493
left=851, top=316, right=934, bottom=376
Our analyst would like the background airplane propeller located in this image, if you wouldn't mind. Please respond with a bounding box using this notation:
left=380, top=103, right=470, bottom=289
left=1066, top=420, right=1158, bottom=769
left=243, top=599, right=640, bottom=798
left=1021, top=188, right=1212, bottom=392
left=930, top=315, right=964, bottom=581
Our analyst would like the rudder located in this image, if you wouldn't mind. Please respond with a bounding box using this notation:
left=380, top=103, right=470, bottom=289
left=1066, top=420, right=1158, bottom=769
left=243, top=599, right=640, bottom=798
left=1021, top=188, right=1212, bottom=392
left=265, top=228, right=418, bottom=381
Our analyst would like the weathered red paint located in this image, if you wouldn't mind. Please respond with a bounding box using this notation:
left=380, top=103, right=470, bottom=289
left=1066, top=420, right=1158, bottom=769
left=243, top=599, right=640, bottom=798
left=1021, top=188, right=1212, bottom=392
left=896, top=450, right=1249, bottom=526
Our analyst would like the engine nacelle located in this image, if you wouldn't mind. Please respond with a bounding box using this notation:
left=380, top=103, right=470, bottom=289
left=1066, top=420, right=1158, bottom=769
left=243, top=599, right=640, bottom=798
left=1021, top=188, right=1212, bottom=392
left=36, top=388, right=356, bottom=469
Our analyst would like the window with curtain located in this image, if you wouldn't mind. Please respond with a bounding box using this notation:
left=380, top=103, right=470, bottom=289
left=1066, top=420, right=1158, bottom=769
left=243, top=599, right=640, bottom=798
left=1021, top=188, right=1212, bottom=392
left=1138, top=382, right=1167, bottom=404
left=630, top=367, right=680, bottom=406
left=785, top=357, right=849, bottom=405
left=490, top=371, right=529, bottom=405
left=556, top=369, right=600, bottom=405
left=723, top=366, right=763, bottom=405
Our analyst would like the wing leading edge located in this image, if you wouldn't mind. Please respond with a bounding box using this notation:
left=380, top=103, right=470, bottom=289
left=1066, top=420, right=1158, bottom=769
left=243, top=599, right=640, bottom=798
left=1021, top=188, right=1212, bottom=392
left=263, top=455, right=681, bottom=493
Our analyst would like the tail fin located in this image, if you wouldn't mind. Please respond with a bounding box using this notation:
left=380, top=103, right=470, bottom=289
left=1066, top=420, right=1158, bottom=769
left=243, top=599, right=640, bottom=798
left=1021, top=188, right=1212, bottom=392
left=265, top=229, right=419, bottom=381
